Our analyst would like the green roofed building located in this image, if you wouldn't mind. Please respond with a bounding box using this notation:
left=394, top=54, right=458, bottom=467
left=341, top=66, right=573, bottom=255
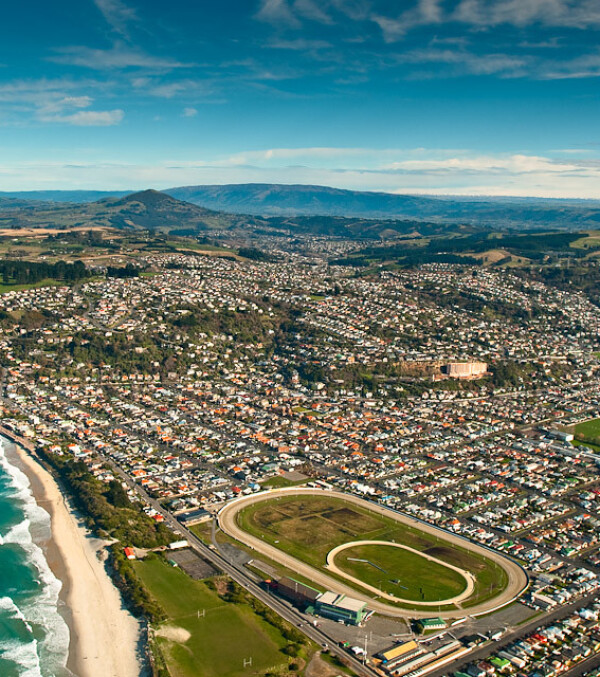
left=314, top=591, right=369, bottom=626
left=490, top=656, right=511, bottom=670
left=417, top=617, right=446, bottom=632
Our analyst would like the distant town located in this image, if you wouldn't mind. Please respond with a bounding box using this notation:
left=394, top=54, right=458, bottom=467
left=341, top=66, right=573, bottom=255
left=1, top=223, right=600, bottom=677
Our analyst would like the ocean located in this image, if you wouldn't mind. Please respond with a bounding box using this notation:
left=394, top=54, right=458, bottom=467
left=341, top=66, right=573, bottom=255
left=0, top=437, right=72, bottom=677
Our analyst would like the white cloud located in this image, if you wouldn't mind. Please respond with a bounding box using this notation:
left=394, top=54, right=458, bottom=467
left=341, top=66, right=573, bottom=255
left=293, top=0, right=334, bottom=23
left=400, top=47, right=526, bottom=75
left=541, top=50, right=600, bottom=79
left=454, top=0, right=600, bottom=28
left=258, top=0, right=600, bottom=45
left=328, top=0, right=371, bottom=22
left=372, top=0, right=444, bottom=41
left=383, top=153, right=583, bottom=174
left=183, top=107, right=198, bottom=117
left=93, top=0, right=138, bottom=37
left=50, top=43, right=189, bottom=70
left=0, top=78, right=84, bottom=103
left=0, top=148, right=599, bottom=198
left=226, top=147, right=369, bottom=164
left=268, top=38, right=332, bottom=50
left=39, top=95, right=94, bottom=114
left=370, top=0, right=600, bottom=42
left=148, top=82, right=188, bottom=98
left=40, top=109, right=125, bottom=126
left=256, top=0, right=301, bottom=27
left=0, top=78, right=111, bottom=124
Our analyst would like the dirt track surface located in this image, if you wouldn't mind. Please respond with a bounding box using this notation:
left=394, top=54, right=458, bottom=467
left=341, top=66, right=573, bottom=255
left=218, top=488, right=528, bottom=620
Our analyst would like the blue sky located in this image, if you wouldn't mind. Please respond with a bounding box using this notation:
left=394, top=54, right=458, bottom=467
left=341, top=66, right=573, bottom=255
left=0, top=0, right=599, bottom=196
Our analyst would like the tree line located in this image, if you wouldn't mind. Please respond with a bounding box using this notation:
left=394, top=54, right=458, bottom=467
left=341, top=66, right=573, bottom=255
left=0, top=259, right=90, bottom=284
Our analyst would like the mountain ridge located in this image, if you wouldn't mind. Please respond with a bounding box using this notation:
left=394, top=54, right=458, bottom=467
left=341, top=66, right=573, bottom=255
left=165, top=184, right=600, bottom=229
left=1, top=184, right=600, bottom=231
left=0, top=188, right=476, bottom=239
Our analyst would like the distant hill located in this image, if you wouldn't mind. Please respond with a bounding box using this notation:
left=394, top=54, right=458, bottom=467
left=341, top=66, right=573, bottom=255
left=2, top=184, right=600, bottom=234
left=0, top=189, right=479, bottom=239
left=166, top=184, right=600, bottom=230
left=98, top=189, right=218, bottom=230
left=0, top=190, right=129, bottom=203
left=0, top=189, right=220, bottom=233
left=168, top=183, right=435, bottom=217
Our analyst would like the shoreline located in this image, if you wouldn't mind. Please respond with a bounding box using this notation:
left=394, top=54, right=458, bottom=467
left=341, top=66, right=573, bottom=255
left=6, top=438, right=143, bottom=677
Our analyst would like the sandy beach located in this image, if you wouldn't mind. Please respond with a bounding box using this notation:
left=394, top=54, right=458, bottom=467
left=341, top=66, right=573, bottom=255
left=10, top=443, right=142, bottom=677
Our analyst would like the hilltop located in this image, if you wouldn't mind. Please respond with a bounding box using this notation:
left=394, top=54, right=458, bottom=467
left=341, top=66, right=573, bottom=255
left=98, top=190, right=218, bottom=230
left=0, top=189, right=219, bottom=233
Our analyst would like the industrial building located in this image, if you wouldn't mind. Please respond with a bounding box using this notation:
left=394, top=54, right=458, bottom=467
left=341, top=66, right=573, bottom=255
left=376, top=639, right=471, bottom=676
left=312, top=591, right=369, bottom=625
left=442, top=361, right=488, bottom=379
left=273, top=576, right=321, bottom=607
left=176, top=508, right=211, bottom=525
left=378, top=640, right=420, bottom=666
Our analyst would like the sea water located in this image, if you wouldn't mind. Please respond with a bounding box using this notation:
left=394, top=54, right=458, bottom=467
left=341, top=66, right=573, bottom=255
left=0, top=437, right=72, bottom=677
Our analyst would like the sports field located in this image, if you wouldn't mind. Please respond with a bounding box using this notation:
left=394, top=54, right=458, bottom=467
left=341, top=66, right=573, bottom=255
left=133, top=557, right=306, bottom=677
left=573, top=417, right=600, bottom=442
left=336, top=543, right=467, bottom=602
left=235, top=493, right=508, bottom=609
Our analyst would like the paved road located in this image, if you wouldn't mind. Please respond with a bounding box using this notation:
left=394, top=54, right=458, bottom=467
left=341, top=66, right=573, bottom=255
left=218, top=487, right=528, bottom=619
left=562, top=653, right=600, bottom=677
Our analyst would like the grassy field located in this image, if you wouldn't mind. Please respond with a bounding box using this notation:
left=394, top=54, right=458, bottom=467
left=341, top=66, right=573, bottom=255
left=262, top=476, right=309, bottom=489
left=0, top=278, right=63, bottom=294
left=188, top=521, right=212, bottom=543
left=573, top=417, right=600, bottom=441
left=236, top=495, right=507, bottom=610
left=336, top=543, right=467, bottom=602
left=571, top=231, right=600, bottom=250
left=573, top=439, right=600, bottom=453
left=134, top=556, right=308, bottom=677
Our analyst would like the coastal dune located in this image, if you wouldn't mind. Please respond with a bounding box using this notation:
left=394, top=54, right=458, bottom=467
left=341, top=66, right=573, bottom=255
left=12, top=444, right=142, bottom=677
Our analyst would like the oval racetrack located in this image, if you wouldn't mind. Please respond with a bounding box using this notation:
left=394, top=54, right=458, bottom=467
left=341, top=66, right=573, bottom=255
left=218, top=487, right=529, bottom=619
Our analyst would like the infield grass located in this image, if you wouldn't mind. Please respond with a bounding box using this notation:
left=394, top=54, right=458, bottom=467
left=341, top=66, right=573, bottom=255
left=337, top=543, right=467, bottom=602
left=262, top=476, right=309, bottom=489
